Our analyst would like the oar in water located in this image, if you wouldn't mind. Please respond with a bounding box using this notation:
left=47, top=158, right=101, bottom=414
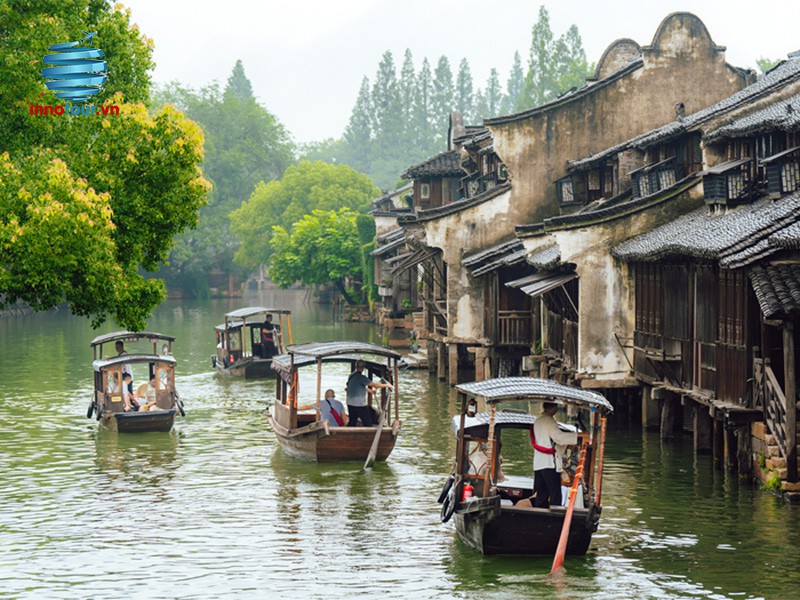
left=551, top=441, right=588, bottom=575
left=363, top=383, right=392, bottom=470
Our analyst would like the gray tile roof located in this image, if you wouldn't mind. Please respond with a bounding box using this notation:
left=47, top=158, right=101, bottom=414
left=372, top=228, right=407, bottom=257
left=401, top=150, right=463, bottom=179
left=748, top=263, right=800, bottom=318
left=461, top=239, right=526, bottom=276
left=569, top=55, right=800, bottom=170
left=612, top=193, right=800, bottom=265
left=526, top=244, right=561, bottom=270
left=769, top=221, right=800, bottom=249
left=705, top=93, right=800, bottom=142
left=398, top=182, right=512, bottom=224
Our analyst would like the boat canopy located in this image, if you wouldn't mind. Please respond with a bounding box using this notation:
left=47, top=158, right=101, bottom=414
left=90, top=331, right=176, bottom=347
left=224, top=306, right=291, bottom=320
left=272, top=353, right=389, bottom=372
left=285, top=341, right=401, bottom=360
left=455, top=377, right=613, bottom=413
left=451, top=411, right=579, bottom=436
left=93, top=354, right=176, bottom=372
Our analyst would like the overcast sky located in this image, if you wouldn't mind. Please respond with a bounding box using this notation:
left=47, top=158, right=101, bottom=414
left=120, top=0, right=799, bottom=145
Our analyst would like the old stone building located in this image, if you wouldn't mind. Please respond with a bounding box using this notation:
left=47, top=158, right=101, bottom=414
left=397, top=12, right=754, bottom=384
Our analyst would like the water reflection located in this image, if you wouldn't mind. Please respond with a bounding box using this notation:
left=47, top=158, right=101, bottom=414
left=2, top=290, right=800, bottom=598
left=94, top=429, right=180, bottom=492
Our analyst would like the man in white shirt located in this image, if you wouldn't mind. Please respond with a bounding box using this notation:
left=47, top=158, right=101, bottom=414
left=532, top=402, right=580, bottom=508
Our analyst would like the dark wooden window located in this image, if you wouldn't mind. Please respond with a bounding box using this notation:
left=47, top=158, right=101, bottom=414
left=694, top=264, right=717, bottom=392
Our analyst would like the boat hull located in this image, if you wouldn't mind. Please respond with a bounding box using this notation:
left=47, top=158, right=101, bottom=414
left=454, top=496, right=598, bottom=556
left=215, top=358, right=276, bottom=379
left=101, top=409, right=177, bottom=433
left=269, top=415, right=399, bottom=462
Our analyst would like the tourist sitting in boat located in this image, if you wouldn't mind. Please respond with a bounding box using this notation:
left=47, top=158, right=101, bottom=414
left=345, top=360, right=392, bottom=427
left=299, top=389, right=348, bottom=427
left=122, top=373, right=139, bottom=412
left=136, top=375, right=158, bottom=412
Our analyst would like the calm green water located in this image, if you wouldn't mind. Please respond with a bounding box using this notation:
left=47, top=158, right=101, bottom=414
left=1, top=289, right=799, bottom=599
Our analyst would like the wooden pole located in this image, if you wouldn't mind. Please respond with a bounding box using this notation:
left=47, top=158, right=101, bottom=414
left=484, top=403, right=496, bottom=498
left=286, top=314, right=294, bottom=345
left=315, top=358, right=322, bottom=420
left=394, top=358, right=400, bottom=422
left=551, top=442, right=588, bottom=575
left=784, top=322, right=797, bottom=482
left=594, top=416, right=608, bottom=506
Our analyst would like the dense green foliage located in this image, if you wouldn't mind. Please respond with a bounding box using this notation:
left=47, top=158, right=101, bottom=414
left=229, top=161, right=380, bottom=272
left=0, top=0, right=208, bottom=329
left=302, top=6, right=592, bottom=190
left=152, top=61, right=294, bottom=295
left=268, top=209, right=365, bottom=305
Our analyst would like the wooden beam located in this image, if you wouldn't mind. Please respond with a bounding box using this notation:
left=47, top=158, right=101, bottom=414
left=784, top=321, right=797, bottom=482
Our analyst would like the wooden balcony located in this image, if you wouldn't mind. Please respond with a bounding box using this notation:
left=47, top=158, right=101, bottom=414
left=497, top=311, right=532, bottom=346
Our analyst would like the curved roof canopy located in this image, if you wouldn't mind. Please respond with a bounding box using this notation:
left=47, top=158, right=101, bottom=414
left=285, top=341, right=400, bottom=360
left=90, top=331, right=175, bottom=347
left=93, top=354, right=176, bottom=371
left=224, top=306, right=291, bottom=319
left=455, top=377, right=613, bottom=412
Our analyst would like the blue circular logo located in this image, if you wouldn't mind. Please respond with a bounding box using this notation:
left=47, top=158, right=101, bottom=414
left=41, top=31, right=107, bottom=103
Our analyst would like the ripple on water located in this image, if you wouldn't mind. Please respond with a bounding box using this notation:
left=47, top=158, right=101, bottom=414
left=3, top=298, right=800, bottom=598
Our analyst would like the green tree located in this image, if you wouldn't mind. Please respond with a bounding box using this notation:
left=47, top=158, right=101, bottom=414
left=518, top=5, right=555, bottom=111
left=230, top=161, right=380, bottom=272
left=269, top=209, right=364, bottom=305
left=431, top=56, right=455, bottom=146
left=412, top=58, right=435, bottom=155
left=152, top=61, right=294, bottom=295
left=502, top=51, right=525, bottom=115
left=0, top=153, right=163, bottom=329
left=516, top=6, right=592, bottom=112
left=371, top=51, right=402, bottom=154
left=455, top=58, right=474, bottom=121
left=398, top=49, right=417, bottom=148
left=342, top=77, right=373, bottom=173
left=226, top=59, right=253, bottom=102
left=474, top=88, right=488, bottom=122
left=0, top=0, right=154, bottom=155
left=485, top=68, right=503, bottom=117
left=756, top=57, right=780, bottom=75
left=552, top=25, right=590, bottom=94
left=0, top=1, right=208, bottom=329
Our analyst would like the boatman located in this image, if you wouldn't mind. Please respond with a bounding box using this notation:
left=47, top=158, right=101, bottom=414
left=531, top=402, right=580, bottom=508
left=345, top=360, right=392, bottom=427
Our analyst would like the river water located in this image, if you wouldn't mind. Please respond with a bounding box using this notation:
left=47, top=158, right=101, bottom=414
left=1, top=289, right=799, bottom=599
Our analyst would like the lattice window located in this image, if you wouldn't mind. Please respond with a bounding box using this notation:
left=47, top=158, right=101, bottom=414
left=781, top=160, right=799, bottom=192
left=559, top=179, right=574, bottom=204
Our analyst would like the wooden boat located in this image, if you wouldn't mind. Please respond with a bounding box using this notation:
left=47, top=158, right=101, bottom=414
left=212, top=307, right=292, bottom=379
left=268, top=341, right=401, bottom=463
left=88, top=331, right=185, bottom=433
left=439, top=377, right=613, bottom=556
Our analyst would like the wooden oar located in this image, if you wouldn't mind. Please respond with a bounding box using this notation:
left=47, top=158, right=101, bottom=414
left=551, top=441, right=588, bottom=575
left=363, top=386, right=391, bottom=470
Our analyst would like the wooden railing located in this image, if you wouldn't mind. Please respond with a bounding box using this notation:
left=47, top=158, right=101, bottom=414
left=754, top=356, right=797, bottom=482
left=497, top=311, right=532, bottom=346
